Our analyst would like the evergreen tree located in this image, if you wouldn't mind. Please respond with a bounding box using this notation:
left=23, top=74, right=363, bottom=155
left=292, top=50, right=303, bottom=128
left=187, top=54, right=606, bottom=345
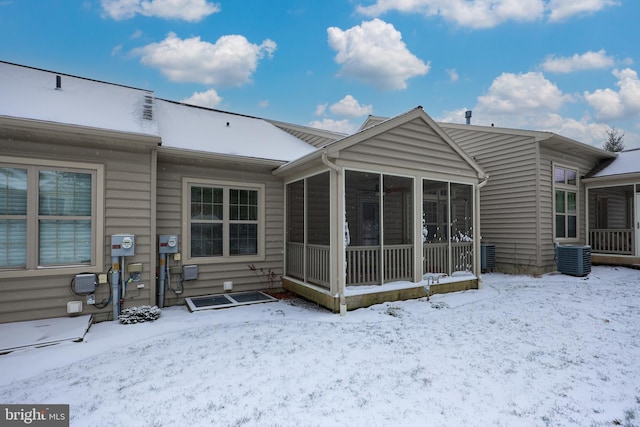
left=603, top=127, right=625, bottom=152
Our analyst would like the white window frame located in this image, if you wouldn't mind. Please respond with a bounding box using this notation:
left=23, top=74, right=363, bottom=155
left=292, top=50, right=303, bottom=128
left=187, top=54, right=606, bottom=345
left=182, top=178, right=265, bottom=264
left=0, top=157, right=104, bottom=278
left=553, top=163, right=579, bottom=241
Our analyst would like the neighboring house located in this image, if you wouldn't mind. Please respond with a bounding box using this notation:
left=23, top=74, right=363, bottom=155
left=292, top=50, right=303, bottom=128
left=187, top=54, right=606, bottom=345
left=438, top=122, right=621, bottom=274
left=0, top=61, right=486, bottom=323
left=583, top=149, right=640, bottom=267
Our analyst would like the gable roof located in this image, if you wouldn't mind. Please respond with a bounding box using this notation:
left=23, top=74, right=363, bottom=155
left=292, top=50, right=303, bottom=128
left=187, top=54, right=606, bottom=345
left=156, top=100, right=317, bottom=162
left=276, top=106, right=486, bottom=180
left=0, top=61, right=159, bottom=137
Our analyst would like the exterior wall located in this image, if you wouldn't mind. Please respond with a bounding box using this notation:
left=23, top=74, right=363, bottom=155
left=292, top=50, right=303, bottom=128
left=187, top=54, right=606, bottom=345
left=156, top=157, right=286, bottom=307
left=442, top=126, right=541, bottom=273
left=0, top=135, right=156, bottom=323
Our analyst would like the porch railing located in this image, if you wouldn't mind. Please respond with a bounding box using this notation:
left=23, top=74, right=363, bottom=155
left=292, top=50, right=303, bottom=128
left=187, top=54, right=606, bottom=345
left=589, top=229, right=634, bottom=255
left=287, top=241, right=474, bottom=288
left=423, top=242, right=474, bottom=274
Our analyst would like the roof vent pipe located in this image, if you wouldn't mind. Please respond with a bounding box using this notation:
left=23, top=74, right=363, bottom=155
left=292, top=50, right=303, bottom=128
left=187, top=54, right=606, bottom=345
left=465, top=110, right=472, bottom=125
left=55, top=75, right=62, bottom=90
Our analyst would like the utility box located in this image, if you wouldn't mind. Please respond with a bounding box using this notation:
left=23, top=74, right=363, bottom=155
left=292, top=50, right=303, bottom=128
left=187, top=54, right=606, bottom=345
left=183, top=265, right=199, bottom=281
left=556, top=245, right=591, bottom=277
left=159, top=235, right=179, bottom=254
left=111, top=234, right=135, bottom=257
left=73, top=273, right=97, bottom=294
left=481, top=243, right=496, bottom=273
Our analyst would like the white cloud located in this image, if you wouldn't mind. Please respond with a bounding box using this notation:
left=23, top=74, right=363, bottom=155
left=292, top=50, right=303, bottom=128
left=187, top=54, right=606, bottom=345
left=327, top=19, right=430, bottom=90
left=446, top=68, right=459, bottom=82
left=356, top=0, right=619, bottom=28
left=584, top=68, right=640, bottom=120
left=258, top=100, right=269, bottom=108
left=308, top=118, right=359, bottom=134
left=101, top=0, right=220, bottom=22
left=357, top=0, right=545, bottom=29
left=181, top=89, right=222, bottom=108
left=132, top=32, right=277, bottom=87
left=477, top=71, right=572, bottom=114
left=329, top=95, right=373, bottom=118
left=541, top=49, right=614, bottom=73
left=111, top=44, right=123, bottom=56
left=130, top=29, right=143, bottom=39
left=314, top=103, right=328, bottom=116
left=547, top=0, right=620, bottom=22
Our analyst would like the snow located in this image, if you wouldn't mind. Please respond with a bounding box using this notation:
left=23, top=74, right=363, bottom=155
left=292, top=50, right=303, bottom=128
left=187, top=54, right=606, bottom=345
left=0, top=266, right=639, bottom=426
left=592, top=149, right=640, bottom=177
left=0, top=62, right=159, bottom=136
left=156, top=99, right=317, bottom=162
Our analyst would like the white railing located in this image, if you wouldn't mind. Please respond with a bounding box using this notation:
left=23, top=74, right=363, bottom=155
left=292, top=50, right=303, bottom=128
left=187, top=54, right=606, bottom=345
left=307, top=244, right=330, bottom=288
left=345, top=245, right=413, bottom=285
left=589, top=229, right=634, bottom=255
left=288, top=241, right=473, bottom=287
left=384, top=245, right=413, bottom=282
left=286, top=242, right=304, bottom=280
left=423, top=242, right=474, bottom=274
left=346, top=246, right=379, bottom=285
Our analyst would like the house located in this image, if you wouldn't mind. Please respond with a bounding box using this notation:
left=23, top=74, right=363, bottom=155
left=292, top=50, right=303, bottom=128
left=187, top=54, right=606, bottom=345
left=438, top=122, right=621, bottom=274
left=0, top=61, right=486, bottom=323
left=583, top=149, right=640, bottom=267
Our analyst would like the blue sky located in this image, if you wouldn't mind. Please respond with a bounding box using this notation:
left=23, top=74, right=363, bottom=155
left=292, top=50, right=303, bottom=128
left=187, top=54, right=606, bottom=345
left=1, top=0, right=639, bottom=148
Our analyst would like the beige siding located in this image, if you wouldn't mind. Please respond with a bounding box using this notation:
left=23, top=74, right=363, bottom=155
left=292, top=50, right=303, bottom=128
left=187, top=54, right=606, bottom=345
left=443, top=126, right=541, bottom=272
left=0, top=137, right=155, bottom=323
left=156, top=158, right=285, bottom=307
left=340, top=118, right=478, bottom=180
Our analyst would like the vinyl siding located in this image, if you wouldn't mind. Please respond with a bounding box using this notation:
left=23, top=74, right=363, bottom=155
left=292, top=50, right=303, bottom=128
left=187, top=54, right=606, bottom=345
left=156, top=158, right=285, bottom=307
left=339, top=118, right=479, bottom=180
left=0, top=137, right=155, bottom=323
left=442, top=126, right=541, bottom=272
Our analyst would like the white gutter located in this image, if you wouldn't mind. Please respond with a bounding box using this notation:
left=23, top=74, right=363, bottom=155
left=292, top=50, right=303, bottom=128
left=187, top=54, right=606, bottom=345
left=321, top=153, right=347, bottom=315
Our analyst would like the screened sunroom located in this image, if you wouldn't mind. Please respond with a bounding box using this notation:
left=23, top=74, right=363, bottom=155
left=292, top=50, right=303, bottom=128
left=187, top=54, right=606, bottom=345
left=276, top=107, right=487, bottom=312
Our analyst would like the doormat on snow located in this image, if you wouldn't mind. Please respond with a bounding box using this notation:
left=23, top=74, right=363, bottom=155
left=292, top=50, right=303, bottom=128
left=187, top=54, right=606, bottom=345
left=185, top=291, right=278, bottom=312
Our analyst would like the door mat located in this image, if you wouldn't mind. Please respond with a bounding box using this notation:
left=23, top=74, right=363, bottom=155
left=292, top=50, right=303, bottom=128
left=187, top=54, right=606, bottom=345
left=185, top=291, right=278, bottom=312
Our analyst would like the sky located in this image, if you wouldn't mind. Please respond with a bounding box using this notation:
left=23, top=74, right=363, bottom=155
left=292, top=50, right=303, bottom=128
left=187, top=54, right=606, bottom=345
left=1, top=0, right=639, bottom=149
left=0, top=266, right=639, bottom=425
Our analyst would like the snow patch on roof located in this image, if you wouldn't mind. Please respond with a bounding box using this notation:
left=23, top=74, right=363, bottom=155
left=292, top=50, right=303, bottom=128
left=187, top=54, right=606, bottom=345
left=0, top=62, right=159, bottom=136
left=592, top=149, right=640, bottom=177
left=155, top=100, right=317, bottom=162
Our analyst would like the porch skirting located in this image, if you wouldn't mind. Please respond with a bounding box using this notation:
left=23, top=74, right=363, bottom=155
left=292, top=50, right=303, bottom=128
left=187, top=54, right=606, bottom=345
left=282, top=276, right=478, bottom=313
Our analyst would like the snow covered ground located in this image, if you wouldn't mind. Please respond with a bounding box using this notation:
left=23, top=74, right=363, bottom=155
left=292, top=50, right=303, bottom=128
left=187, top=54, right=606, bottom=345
left=1, top=266, right=639, bottom=426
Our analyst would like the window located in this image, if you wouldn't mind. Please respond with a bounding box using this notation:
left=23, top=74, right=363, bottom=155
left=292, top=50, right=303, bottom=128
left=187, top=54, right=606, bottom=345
left=554, top=165, right=578, bottom=239
left=186, top=179, right=263, bottom=261
left=0, top=160, right=101, bottom=272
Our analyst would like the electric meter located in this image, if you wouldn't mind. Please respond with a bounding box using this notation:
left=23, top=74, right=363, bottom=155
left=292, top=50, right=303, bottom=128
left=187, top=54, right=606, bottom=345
left=159, top=235, right=179, bottom=254
left=111, top=234, right=136, bottom=256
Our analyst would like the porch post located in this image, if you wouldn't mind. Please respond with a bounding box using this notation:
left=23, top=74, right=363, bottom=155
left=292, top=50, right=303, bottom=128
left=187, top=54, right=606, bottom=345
left=414, top=176, right=423, bottom=283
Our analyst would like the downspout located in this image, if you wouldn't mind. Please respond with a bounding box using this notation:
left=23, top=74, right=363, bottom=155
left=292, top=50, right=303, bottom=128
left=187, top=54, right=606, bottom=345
left=475, top=175, right=489, bottom=283
left=321, top=153, right=347, bottom=315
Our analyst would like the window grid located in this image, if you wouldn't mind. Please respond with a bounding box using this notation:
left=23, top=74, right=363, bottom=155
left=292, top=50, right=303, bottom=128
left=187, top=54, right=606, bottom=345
left=554, top=166, right=578, bottom=239
left=189, top=184, right=260, bottom=259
